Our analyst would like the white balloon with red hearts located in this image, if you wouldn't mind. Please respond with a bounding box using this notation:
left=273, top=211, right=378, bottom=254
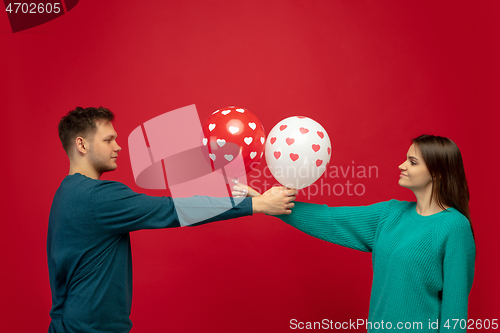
left=265, top=116, right=331, bottom=189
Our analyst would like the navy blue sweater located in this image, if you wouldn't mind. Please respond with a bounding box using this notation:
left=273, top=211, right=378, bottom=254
left=47, top=173, right=252, bottom=333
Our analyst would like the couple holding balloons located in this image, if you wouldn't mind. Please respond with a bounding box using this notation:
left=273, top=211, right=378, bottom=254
left=205, top=106, right=475, bottom=332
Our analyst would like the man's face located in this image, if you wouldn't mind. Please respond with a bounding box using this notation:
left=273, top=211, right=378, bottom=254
left=88, top=120, right=121, bottom=174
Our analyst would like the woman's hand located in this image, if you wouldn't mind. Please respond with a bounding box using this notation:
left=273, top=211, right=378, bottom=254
left=232, top=182, right=262, bottom=198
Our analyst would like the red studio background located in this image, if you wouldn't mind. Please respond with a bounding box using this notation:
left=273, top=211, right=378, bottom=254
left=1, top=1, right=498, bottom=332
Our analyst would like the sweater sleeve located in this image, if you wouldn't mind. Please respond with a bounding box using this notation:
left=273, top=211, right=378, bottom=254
left=90, top=180, right=252, bottom=234
left=276, top=200, right=391, bottom=252
left=439, top=216, right=476, bottom=332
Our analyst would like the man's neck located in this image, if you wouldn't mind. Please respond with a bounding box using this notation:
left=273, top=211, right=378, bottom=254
left=69, top=162, right=101, bottom=180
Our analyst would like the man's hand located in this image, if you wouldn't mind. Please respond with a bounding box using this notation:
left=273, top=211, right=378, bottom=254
left=251, top=186, right=297, bottom=215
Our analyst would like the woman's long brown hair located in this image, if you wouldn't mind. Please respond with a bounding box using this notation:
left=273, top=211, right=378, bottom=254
left=412, top=135, right=474, bottom=239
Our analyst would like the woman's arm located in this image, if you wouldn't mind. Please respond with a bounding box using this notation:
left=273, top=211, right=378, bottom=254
left=439, top=217, right=476, bottom=331
left=277, top=200, right=390, bottom=252
left=233, top=182, right=390, bottom=252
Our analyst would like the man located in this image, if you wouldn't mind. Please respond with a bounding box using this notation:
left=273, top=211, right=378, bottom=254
left=48, top=107, right=296, bottom=332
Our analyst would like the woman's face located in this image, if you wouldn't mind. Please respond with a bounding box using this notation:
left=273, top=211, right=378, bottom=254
left=398, top=144, right=433, bottom=191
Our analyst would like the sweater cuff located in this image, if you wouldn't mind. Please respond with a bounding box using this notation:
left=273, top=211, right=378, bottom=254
left=180, top=196, right=253, bottom=226
left=276, top=201, right=331, bottom=226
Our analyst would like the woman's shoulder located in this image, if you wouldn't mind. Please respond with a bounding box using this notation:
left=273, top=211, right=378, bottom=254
left=385, top=199, right=415, bottom=211
left=436, top=208, right=471, bottom=232
left=361, top=199, right=415, bottom=222
left=431, top=208, right=474, bottom=250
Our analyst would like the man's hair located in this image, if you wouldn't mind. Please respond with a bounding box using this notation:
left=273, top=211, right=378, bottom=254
left=58, top=106, right=115, bottom=155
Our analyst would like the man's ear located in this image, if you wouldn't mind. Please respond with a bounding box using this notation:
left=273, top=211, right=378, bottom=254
left=75, top=137, right=89, bottom=155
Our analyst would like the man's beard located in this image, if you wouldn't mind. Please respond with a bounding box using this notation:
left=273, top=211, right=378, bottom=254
left=89, top=151, right=117, bottom=173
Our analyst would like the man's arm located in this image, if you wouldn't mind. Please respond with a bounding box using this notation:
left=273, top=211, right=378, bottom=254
left=91, top=180, right=296, bottom=233
left=176, top=186, right=297, bottom=226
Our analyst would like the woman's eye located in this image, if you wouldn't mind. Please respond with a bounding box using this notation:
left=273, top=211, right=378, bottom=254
left=410, top=161, right=417, bottom=165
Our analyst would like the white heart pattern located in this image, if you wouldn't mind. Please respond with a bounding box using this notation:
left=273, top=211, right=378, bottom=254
left=209, top=154, right=216, bottom=161
left=229, top=126, right=239, bottom=134
left=209, top=124, right=216, bottom=131
left=217, top=139, right=226, bottom=147
left=236, top=108, right=245, bottom=113
left=221, top=110, right=231, bottom=115
left=250, top=151, right=257, bottom=159
left=260, top=137, right=265, bottom=145
left=224, top=154, right=234, bottom=161
left=202, top=138, right=208, bottom=146
left=248, top=122, right=256, bottom=130
left=244, top=137, right=253, bottom=145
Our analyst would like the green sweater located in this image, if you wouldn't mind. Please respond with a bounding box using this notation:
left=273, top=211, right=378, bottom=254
left=278, top=200, right=475, bottom=332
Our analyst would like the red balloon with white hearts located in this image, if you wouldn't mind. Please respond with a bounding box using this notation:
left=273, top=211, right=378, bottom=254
left=265, top=116, right=331, bottom=189
left=202, top=106, right=266, bottom=175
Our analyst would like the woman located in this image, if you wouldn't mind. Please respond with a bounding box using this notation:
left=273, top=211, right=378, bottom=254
left=234, top=135, right=475, bottom=332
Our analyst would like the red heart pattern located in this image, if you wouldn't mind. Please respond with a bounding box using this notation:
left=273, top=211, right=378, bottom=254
left=267, top=122, right=330, bottom=168
left=265, top=116, right=332, bottom=189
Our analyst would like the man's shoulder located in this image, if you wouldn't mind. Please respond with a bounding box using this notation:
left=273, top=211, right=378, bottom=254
left=55, top=174, right=130, bottom=201
left=62, top=173, right=127, bottom=188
